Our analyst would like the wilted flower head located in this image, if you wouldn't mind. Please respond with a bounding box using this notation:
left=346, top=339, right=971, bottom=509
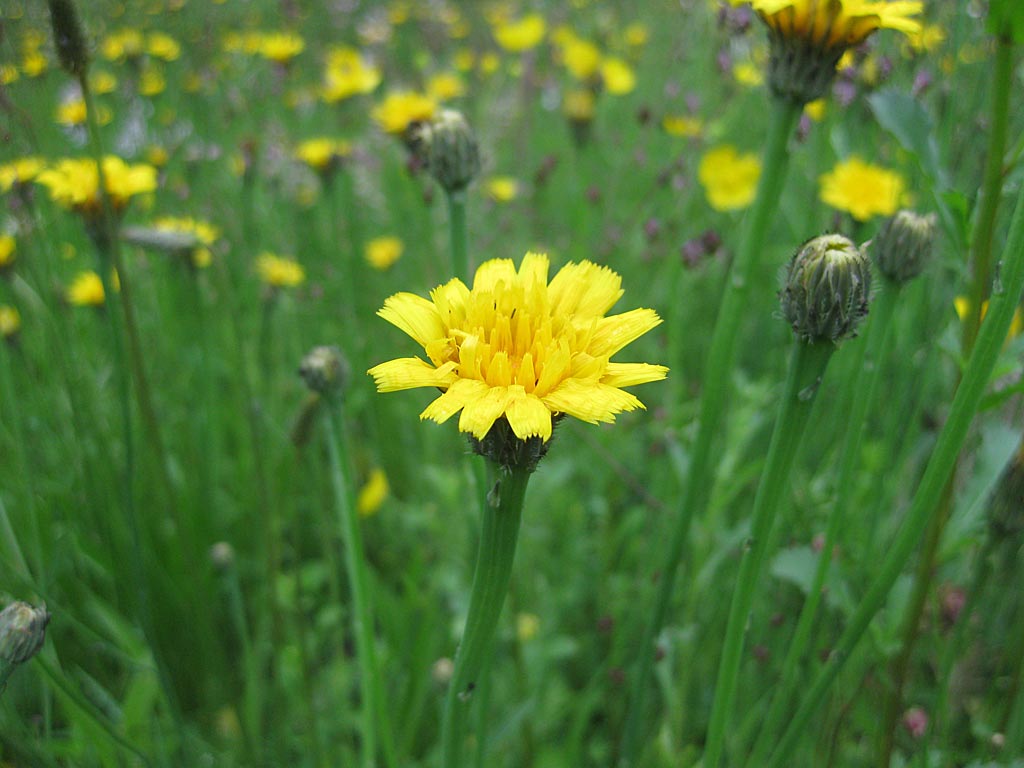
left=367, top=253, right=668, bottom=449
left=731, top=0, right=922, bottom=104
left=36, top=156, right=157, bottom=219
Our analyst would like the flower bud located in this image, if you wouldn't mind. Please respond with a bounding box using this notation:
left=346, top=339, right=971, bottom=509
left=872, top=210, right=937, bottom=285
left=47, top=0, right=90, bottom=77
left=412, top=109, right=481, bottom=194
left=781, top=234, right=872, bottom=343
left=299, top=345, right=349, bottom=395
left=0, top=602, right=49, bottom=667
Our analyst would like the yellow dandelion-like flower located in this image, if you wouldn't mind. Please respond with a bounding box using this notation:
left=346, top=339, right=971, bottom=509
left=564, top=89, right=596, bottom=121
left=322, top=47, right=382, bottom=102
left=561, top=37, right=602, bottom=81
left=21, top=50, right=48, bottom=77
left=819, top=157, right=906, bottom=221
left=493, top=14, right=547, bottom=52
left=102, top=28, right=145, bottom=61
left=256, top=252, right=305, bottom=288
left=662, top=114, right=703, bottom=138
left=904, top=23, right=945, bottom=55
left=0, top=158, right=45, bottom=194
left=625, top=22, right=649, bottom=47
left=139, top=66, right=166, bottom=97
left=365, top=236, right=404, bottom=271
left=1, top=64, right=19, bottom=85
left=427, top=71, right=466, bottom=101
left=0, top=305, right=20, bottom=338
left=698, top=146, right=762, bottom=211
left=56, top=98, right=112, bottom=127
left=601, top=57, right=636, bottom=95
left=516, top=613, right=540, bottom=642
left=804, top=98, right=827, bottom=121
left=90, top=70, right=118, bottom=94
left=485, top=176, right=520, bottom=203
left=258, top=32, right=305, bottom=63
left=36, top=157, right=157, bottom=218
left=372, top=91, right=438, bottom=135
left=150, top=216, right=219, bottom=268
left=734, top=61, right=765, bottom=87
left=367, top=253, right=668, bottom=442
left=356, top=468, right=389, bottom=517
left=146, top=32, right=181, bottom=61
left=67, top=270, right=110, bottom=306
left=0, top=235, right=15, bottom=268
left=294, top=138, right=352, bottom=171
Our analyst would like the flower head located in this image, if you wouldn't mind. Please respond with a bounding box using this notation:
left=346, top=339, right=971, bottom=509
left=365, top=236, right=404, bottom=270
left=357, top=468, right=389, bottom=517
left=0, top=235, right=15, bottom=269
left=820, top=156, right=906, bottom=221
left=322, top=47, right=381, bottom=102
left=67, top=270, right=109, bottom=306
left=372, top=91, right=438, bottom=136
left=256, top=252, right=305, bottom=288
left=732, top=0, right=922, bottom=103
left=258, top=32, right=305, bottom=64
left=294, top=138, right=352, bottom=173
left=36, top=156, right=157, bottom=219
left=368, top=253, right=668, bottom=444
left=493, top=14, right=547, bottom=52
left=698, top=146, right=762, bottom=211
left=0, top=157, right=45, bottom=193
left=0, top=305, right=20, bottom=339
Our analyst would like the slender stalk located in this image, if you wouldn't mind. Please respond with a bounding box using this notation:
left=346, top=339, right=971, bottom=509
left=447, top=189, right=470, bottom=282
left=703, top=338, right=835, bottom=768
left=619, top=95, right=802, bottom=765
left=766, top=177, right=1024, bottom=768
left=442, top=461, right=530, bottom=768
left=323, top=394, right=396, bottom=768
left=749, top=278, right=901, bottom=764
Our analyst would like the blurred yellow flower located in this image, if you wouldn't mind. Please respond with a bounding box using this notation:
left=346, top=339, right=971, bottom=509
left=732, top=0, right=922, bottom=50
left=56, top=98, right=112, bottom=127
left=516, top=613, right=540, bottom=642
left=323, top=47, right=382, bottom=102
left=1, top=64, right=18, bottom=85
left=259, top=32, right=305, bottom=63
left=493, top=14, right=547, bottom=52
left=0, top=305, right=19, bottom=338
left=372, top=91, right=437, bottom=135
left=0, top=235, right=15, bottom=268
left=90, top=70, right=118, bottom=94
left=562, top=37, right=602, bottom=81
left=102, top=28, right=145, bottom=61
left=139, top=66, right=166, bottom=96
left=367, top=253, right=668, bottom=442
left=734, top=62, right=765, bottom=87
left=905, top=23, right=945, bottom=54
left=21, top=50, right=48, bottom=77
left=954, top=297, right=1023, bottom=343
left=601, top=58, right=636, bottom=95
left=294, top=138, right=352, bottom=172
left=819, top=157, right=906, bottom=221
left=36, top=157, right=157, bottom=218
left=67, top=270, right=110, bottom=306
left=147, top=32, right=181, bottom=61
left=804, top=99, right=827, bottom=121
left=662, top=114, right=703, bottom=138
left=256, top=252, right=305, bottom=288
left=485, top=176, right=519, bottom=203
left=625, top=22, right=649, bottom=47
left=698, top=146, right=762, bottom=211
left=427, top=72, right=466, bottom=101
left=365, top=236, right=404, bottom=271
left=357, top=468, right=389, bottom=516
left=564, top=89, right=596, bottom=121
left=0, top=157, right=45, bottom=192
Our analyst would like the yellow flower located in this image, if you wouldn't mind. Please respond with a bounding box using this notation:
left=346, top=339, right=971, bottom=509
left=0, top=157, right=43, bottom=192
left=367, top=253, right=668, bottom=442
left=804, top=99, right=827, bottom=121
left=625, top=22, right=649, bottom=47
left=564, top=89, right=596, bottom=121
left=0, top=235, right=15, bottom=268
left=256, top=252, right=305, bottom=288
left=372, top=91, right=438, bottom=135
left=356, top=468, right=389, bottom=517
left=36, top=157, right=157, bottom=218
left=819, top=157, right=906, bottom=221
left=146, top=32, right=181, bottom=61
left=258, top=32, right=305, bottom=63
left=493, top=14, right=547, bottom=52
left=516, top=613, right=540, bottom=642
left=0, top=305, right=20, bottom=338
left=365, top=236, right=404, bottom=271
left=102, top=28, right=145, bottom=61
left=954, top=297, right=1023, bottom=343
left=734, top=0, right=923, bottom=50
left=322, top=47, right=381, bottom=102
left=67, top=270, right=110, bottom=306
left=561, top=37, right=602, bottom=81
left=485, top=177, right=519, bottom=203
left=662, top=114, right=703, bottom=138
left=151, top=216, right=220, bottom=268
left=21, top=50, right=48, bottom=77
left=90, top=70, right=118, bottom=94
left=56, top=98, right=112, bottom=127
left=139, top=66, right=166, bottom=96
left=734, top=61, right=765, bottom=87
left=698, top=146, right=762, bottom=211
left=427, top=72, right=466, bottom=101
left=1, top=64, right=19, bottom=85
left=294, top=138, right=352, bottom=171
left=601, top=58, right=636, bottom=95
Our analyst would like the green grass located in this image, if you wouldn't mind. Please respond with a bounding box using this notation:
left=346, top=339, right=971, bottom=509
left=1, top=0, right=1023, bottom=766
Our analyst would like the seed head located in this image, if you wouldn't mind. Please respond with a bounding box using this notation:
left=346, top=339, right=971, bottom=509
left=781, top=234, right=872, bottom=343
left=47, top=0, right=90, bottom=76
left=299, top=346, right=349, bottom=395
left=872, top=210, right=936, bottom=285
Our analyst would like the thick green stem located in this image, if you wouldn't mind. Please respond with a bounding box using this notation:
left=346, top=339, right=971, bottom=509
left=703, top=339, right=835, bottom=768
left=447, top=189, right=470, bottom=283
left=961, top=34, right=1014, bottom=352
left=323, top=396, right=395, bottom=768
left=619, top=95, right=801, bottom=765
left=766, top=177, right=1024, bottom=768
left=749, top=279, right=901, bottom=764
left=442, top=461, right=529, bottom=768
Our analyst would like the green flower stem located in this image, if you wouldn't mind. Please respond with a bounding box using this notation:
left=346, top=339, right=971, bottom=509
left=447, top=189, right=470, bottom=282
left=703, top=338, right=835, bottom=768
left=323, top=394, right=396, bottom=768
left=620, top=95, right=801, bottom=765
left=766, top=177, right=1024, bottom=768
left=442, top=461, right=530, bottom=768
left=960, top=32, right=1014, bottom=353
left=748, top=278, right=901, bottom=764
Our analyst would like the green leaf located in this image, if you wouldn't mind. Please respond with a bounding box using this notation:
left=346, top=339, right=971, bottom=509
left=989, top=0, right=1024, bottom=43
left=867, top=89, right=946, bottom=187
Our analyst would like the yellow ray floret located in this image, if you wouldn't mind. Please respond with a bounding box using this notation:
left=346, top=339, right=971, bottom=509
left=734, top=0, right=922, bottom=49
left=368, top=253, right=668, bottom=442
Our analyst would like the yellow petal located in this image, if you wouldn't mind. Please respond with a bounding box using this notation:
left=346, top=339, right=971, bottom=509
left=601, top=362, right=669, bottom=388
left=517, top=251, right=550, bottom=288
left=588, top=308, right=663, bottom=356
left=472, top=258, right=518, bottom=293
left=367, top=358, right=457, bottom=392
left=549, top=260, right=623, bottom=318
left=542, top=379, right=644, bottom=424
left=378, top=292, right=445, bottom=346
left=505, top=387, right=552, bottom=441
left=458, top=385, right=511, bottom=439
left=420, top=377, right=489, bottom=424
